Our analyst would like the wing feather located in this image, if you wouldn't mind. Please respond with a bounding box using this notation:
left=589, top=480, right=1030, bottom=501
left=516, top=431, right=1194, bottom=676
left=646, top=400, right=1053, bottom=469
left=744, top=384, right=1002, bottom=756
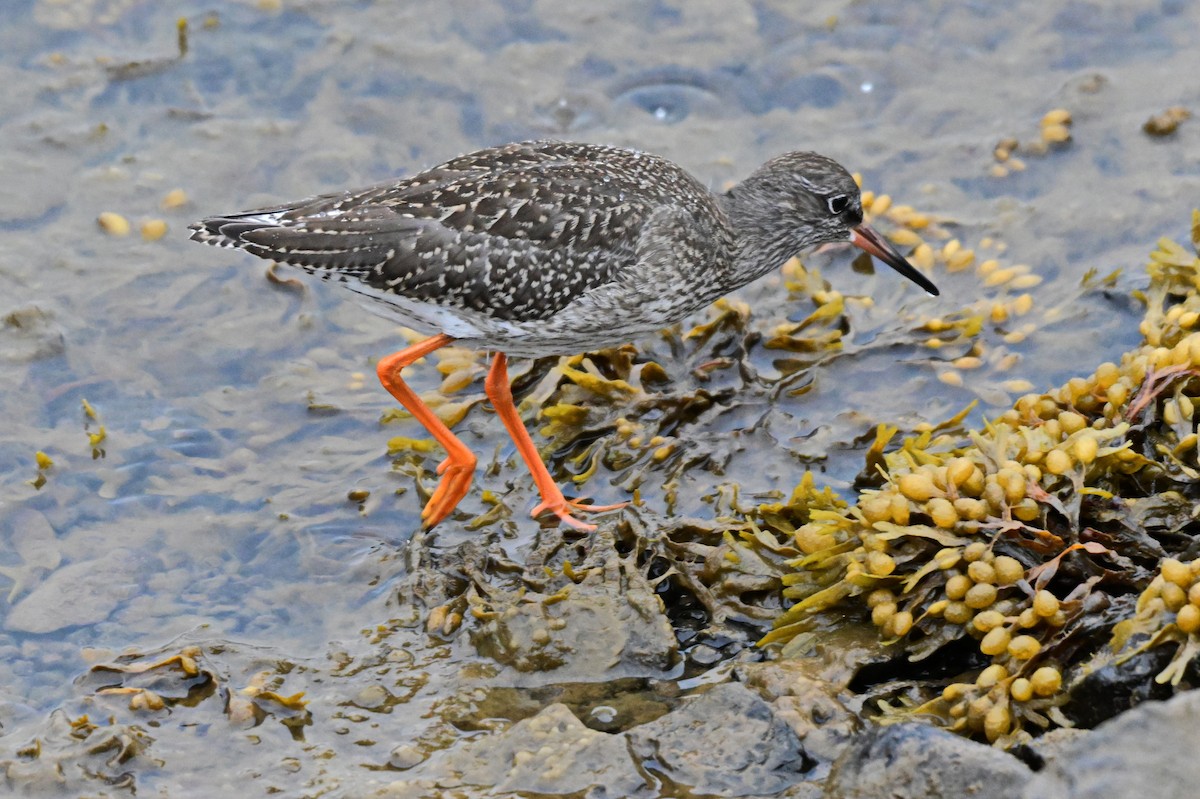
left=189, top=140, right=714, bottom=320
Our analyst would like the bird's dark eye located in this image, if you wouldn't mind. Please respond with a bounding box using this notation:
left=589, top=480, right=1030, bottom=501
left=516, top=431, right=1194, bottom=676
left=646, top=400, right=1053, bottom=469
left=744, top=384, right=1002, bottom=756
left=826, top=194, right=850, bottom=215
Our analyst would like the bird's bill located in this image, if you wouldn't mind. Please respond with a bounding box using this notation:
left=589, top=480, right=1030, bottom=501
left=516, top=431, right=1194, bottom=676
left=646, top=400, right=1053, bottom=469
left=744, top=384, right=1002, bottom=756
left=850, top=225, right=940, bottom=296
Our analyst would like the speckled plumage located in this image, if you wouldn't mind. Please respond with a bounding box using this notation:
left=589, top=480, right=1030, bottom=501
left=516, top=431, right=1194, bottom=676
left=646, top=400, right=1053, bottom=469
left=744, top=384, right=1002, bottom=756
left=190, top=139, right=938, bottom=530
left=190, top=140, right=935, bottom=358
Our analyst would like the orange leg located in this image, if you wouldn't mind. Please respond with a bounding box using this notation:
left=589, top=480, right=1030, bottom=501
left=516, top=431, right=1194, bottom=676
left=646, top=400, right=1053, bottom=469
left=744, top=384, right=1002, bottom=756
left=484, top=352, right=626, bottom=531
left=376, top=333, right=476, bottom=528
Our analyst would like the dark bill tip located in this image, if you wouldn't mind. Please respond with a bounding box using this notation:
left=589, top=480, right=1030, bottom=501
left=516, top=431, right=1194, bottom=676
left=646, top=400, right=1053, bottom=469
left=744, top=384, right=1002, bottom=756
left=849, top=225, right=940, bottom=297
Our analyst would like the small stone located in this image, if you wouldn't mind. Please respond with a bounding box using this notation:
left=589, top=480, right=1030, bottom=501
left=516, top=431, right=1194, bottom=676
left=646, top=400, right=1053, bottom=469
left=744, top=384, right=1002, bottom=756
left=354, top=684, right=389, bottom=709
left=389, top=743, right=425, bottom=770
left=688, top=644, right=722, bottom=666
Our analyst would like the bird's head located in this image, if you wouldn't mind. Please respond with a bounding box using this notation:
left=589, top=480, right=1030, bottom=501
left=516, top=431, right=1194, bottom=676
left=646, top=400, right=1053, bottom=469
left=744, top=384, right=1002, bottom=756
left=725, top=151, right=939, bottom=296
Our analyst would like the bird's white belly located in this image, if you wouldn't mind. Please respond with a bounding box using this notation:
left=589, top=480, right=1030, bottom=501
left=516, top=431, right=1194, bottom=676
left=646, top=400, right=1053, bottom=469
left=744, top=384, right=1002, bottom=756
left=338, top=275, right=681, bottom=358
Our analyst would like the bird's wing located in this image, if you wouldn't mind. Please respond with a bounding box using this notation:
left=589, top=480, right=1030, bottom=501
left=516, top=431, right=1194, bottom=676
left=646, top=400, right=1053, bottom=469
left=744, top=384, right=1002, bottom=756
left=194, top=148, right=680, bottom=321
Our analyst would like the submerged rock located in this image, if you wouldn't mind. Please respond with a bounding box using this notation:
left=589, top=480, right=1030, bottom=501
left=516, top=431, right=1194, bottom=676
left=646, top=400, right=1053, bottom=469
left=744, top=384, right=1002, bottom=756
left=1022, top=690, right=1200, bottom=799
left=388, top=703, right=646, bottom=797
left=470, top=553, right=678, bottom=681
left=0, top=305, right=65, bottom=363
left=627, top=682, right=814, bottom=796
left=7, top=548, right=142, bottom=634
left=0, top=709, right=153, bottom=796
left=824, top=722, right=1031, bottom=799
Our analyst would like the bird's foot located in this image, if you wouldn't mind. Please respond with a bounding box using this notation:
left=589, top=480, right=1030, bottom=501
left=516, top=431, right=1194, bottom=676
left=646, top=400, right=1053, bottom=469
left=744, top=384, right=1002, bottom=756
left=420, top=454, right=477, bottom=528
left=531, top=495, right=628, bottom=532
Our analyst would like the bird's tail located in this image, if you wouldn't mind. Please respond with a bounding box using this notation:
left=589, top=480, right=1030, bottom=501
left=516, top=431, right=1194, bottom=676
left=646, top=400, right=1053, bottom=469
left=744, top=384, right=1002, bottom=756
left=188, top=210, right=289, bottom=249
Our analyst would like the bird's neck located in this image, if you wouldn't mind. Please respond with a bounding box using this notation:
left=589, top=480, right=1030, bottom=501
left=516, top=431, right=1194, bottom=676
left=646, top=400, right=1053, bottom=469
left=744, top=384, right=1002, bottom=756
left=718, top=189, right=797, bottom=285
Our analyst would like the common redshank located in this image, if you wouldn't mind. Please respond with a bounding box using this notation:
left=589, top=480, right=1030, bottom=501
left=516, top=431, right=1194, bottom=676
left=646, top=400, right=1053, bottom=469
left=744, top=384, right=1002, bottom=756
left=191, top=139, right=938, bottom=530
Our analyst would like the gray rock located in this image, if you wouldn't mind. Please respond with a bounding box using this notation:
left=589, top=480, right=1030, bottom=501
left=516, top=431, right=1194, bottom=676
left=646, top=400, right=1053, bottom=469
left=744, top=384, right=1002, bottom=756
left=824, top=722, right=1032, bottom=799
left=1022, top=690, right=1200, bottom=799
left=738, top=656, right=864, bottom=769
left=1016, top=726, right=1088, bottom=769
left=471, top=558, right=677, bottom=681
left=627, top=682, right=813, bottom=796
left=399, top=703, right=646, bottom=796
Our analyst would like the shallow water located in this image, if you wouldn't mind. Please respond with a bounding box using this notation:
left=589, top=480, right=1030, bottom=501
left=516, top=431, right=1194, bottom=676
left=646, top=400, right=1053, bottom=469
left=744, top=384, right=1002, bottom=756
left=0, top=0, right=1197, bottom=795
